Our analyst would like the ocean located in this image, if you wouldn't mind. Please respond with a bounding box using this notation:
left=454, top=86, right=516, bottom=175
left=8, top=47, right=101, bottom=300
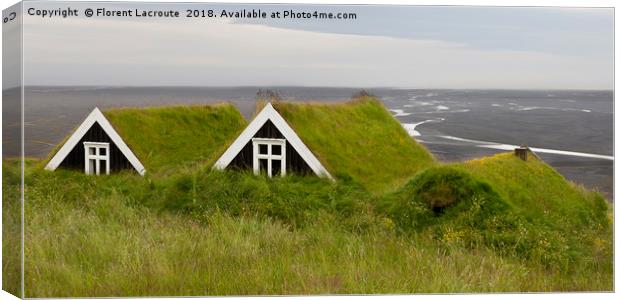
left=2, top=86, right=613, bottom=199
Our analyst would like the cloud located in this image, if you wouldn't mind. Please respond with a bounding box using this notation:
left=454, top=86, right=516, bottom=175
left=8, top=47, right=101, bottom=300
left=22, top=12, right=612, bottom=89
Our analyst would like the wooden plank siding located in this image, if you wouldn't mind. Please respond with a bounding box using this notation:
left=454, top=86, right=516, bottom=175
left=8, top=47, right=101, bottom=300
left=58, top=122, right=134, bottom=173
left=228, top=120, right=314, bottom=175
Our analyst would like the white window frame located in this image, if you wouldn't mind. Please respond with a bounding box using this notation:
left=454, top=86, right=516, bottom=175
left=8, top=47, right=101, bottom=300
left=213, top=103, right=332, bottom=180
left=252, top=138, right=286, bottom=177
left=84, top=142, right=110, bottom=175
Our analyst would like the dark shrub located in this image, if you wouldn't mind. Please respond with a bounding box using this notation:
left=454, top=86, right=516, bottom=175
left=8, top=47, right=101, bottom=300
left=410, top=167, right=508, bottom=214
left=352, top=89, right=375, bottom=98
left=387, top=166, right=541, bottom=260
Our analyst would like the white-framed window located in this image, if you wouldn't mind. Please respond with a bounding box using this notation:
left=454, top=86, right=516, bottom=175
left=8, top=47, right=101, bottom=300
left=252, top=138, right=286, bottom=177
left=84, top=142, right=110, bottom=175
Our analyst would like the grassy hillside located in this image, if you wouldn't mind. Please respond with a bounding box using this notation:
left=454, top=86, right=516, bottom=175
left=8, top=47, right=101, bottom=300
left=103, top=104, right=247, bottom=175
left=274, top=97, right=434, bottom=193
left=2, top=159, right=21, bottom=298
left=380, top=153, right=611, bottom=272
left=3, top=153, right=611, bottom=296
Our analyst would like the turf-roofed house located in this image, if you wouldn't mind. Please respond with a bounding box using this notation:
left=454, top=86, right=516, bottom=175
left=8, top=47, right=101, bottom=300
left=45, top=104, right=247, bottom=175
left=214, top=97, right=434, bottom=193
left=43, top=97, right=434, bottom=193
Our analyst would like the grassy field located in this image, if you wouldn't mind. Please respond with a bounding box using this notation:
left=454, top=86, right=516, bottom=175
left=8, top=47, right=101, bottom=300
left=2, top=153, right=612, bottom=296
left=1, top=98, right=612, bottom=296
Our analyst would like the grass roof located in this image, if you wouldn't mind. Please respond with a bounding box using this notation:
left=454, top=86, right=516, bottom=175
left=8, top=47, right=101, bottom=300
left=103, top=104, right=247, bottom=175
left=454, top=153, right=607, bottom=229
left=272, top=96, right=435, bottom=193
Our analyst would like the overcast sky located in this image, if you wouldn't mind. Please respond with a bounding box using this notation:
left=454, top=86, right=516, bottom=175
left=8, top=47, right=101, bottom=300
left=7, top=2, right=614, bottom=89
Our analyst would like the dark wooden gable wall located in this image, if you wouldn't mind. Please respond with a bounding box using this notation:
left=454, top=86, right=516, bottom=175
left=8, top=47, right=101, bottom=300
left=58, top=121, right=135, bottom=173
left=228, top=120, right=314, bottom=175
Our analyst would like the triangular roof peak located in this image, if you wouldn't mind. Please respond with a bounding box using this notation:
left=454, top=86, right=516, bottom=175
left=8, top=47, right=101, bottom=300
left=213, top=102, right=333, bottom=179
left=45, top=107, right=146, bottom=175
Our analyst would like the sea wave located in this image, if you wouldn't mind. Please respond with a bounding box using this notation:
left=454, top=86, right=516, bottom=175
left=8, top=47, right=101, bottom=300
left=511, top=105, right=591, bottom=113
left=402, top=118, right=444, bottom=137
left=390, top=109, right=411, bottom=117
left=420, top=109, right=470, bottom=114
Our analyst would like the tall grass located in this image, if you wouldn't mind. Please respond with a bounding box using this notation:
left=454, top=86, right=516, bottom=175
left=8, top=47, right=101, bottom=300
left=2, top=159, right=22, bottom=297
left=2, top=154, right=612, bottom=296
left=22, top=187, right=612, bottom=296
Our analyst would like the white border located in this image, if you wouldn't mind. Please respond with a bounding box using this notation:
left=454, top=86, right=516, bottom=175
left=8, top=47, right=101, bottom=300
left=214, top=103, right=333, bottom=179
left=44, top=107, right=146, bottom=176
left=1, top=1, right=617, bottom=300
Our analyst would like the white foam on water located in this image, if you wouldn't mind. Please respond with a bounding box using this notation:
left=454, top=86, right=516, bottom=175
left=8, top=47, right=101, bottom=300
left=402, top=123, right=422, bottom=136
left=390, top=109, right=411, bottom=117
left=420, top=109, right=470, bottom=114
left=411, top=101, right=434, bottom=106
left=514, top=106, right=565, bottom=111
left=510, top=106, right=592, bottom=113
left=517, top=106, right=542, bottom=111
left=402, top=118, right=444, bottom=137
left=438, top=136, right=613, bottom=160
left=436, top=105, right=450, bottom=110
left=491, top=104, right=501, bottom=107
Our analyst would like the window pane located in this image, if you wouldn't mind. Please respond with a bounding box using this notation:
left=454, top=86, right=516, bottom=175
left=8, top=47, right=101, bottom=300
left=272, top=144, right=281, bottom=155
left=259, top=144, right=268, bottom=155
left=272, top=159, right=282, bottom=176
left=259, top=159, right=268, bottom=174
left=88, top=159, right=96, bottom=174
left=99, top=159, right=107, bottom=175
left=89, top=147, right=96, bottom=155
left=100, top=147, right=106, bottom=156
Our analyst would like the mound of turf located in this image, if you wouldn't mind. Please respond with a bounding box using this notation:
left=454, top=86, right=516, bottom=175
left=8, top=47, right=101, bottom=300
left=408, top=166, right=509, bottom=213
left=385, top=166, right=524, bottom=253
left=382, top=155, right=610, bottom=268
left=457, top=153, right=609, bottom=232
left=103, top=104, right=247, bottom=175
left=272, top=96, right=435, bottom=193
left=453, top=153, right=611, bottom=267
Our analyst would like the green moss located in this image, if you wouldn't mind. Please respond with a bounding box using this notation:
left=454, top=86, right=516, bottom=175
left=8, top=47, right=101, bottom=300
left=273, top=97, right=434, bottom=194
left=103, top=104, right=247, bottom=175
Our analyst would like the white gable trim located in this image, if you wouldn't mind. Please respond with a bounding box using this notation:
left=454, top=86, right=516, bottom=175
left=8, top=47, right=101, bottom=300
left=213, top=103, right=333, bottom=180
left=45, top=107, right=146, bottom=176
